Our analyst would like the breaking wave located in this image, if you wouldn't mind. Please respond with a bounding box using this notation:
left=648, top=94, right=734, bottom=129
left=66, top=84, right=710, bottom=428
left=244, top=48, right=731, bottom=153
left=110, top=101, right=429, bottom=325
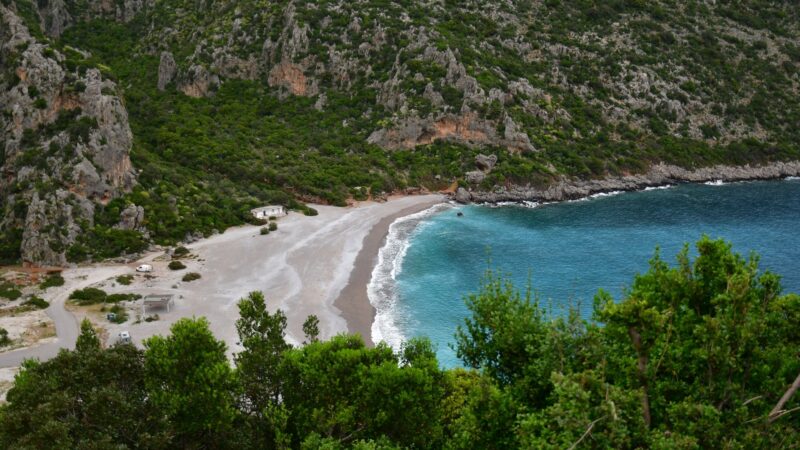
left=368, top=203, right=453, bottom=351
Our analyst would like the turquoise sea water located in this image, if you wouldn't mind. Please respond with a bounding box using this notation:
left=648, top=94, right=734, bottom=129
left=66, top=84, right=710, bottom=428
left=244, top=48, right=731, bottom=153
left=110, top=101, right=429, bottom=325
left=369, top=178, right=800, bottom=367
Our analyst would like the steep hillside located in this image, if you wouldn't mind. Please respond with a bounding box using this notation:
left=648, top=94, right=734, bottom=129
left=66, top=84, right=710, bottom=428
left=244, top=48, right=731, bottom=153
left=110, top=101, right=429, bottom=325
left=2, top=0, right=799, bottom=264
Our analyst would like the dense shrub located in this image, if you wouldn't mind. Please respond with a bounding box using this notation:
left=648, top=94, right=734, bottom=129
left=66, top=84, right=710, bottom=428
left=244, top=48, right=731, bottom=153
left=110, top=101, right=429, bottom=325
left=22, top=296, right=49, bottom=310
left=0, top=283, right=22, bottom=300
left=69, top=287, right=108, bottom=305
left=168, top=261, right=186, bottom=271
left=259, top=227, right=270, bottom=235
left=173, top=246, right=190, bottom=258
left=182, top=272, right=201, bottom=282
left=0, top=328, right=9, bottom=347
left=116, top=274, right=134, bottom=285
left=268, top=222, right=277, bottom=232
left=39, top=274, right=65, bottom=289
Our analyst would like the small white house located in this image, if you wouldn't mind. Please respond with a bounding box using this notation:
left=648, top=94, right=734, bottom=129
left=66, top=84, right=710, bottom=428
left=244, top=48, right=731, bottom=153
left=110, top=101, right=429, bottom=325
left=250, top=205, right=287, bottom=220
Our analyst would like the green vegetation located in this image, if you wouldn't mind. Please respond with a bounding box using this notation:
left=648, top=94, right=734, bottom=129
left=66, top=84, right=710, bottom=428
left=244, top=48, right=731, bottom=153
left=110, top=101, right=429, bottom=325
left=259, top=227, right=270, bottom=235
left=39, top=273, right=65, bottom=290
left=0, top=282, right=22, bottom=301
left=182, top=272, right=201, bottom=282
left=69, top=287, right=140, bottom=305
left=268, top=222, right=277, bottom=232
left=0, top=328, right=9, bottom=347
left=167, top=261, right=186, bottom=271
left=172, top=246, right=190, bottom=258
left=107, top=304, right=128, bottom=324
left=2, top=1, right=799, bottom=265
left=22, top=296, right=48, bottom=310
left=1, top=238, right=798, bottom=448
left=115, top=274, right=134, bottom=285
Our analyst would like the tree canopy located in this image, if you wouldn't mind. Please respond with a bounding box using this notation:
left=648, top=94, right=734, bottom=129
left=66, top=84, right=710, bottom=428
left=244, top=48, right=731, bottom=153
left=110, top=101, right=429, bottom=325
left=0, top=237, right=798, bottom=448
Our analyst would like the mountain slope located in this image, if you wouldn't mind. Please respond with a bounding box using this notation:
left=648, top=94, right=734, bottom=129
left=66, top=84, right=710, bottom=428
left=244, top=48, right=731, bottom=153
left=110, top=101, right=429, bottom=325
left=2, top=0, right=799, bottom=264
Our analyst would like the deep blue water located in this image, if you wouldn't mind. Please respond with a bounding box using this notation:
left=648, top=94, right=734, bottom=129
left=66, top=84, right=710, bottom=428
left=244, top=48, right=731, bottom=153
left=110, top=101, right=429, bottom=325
left=371, top=178, right=800, bottom=367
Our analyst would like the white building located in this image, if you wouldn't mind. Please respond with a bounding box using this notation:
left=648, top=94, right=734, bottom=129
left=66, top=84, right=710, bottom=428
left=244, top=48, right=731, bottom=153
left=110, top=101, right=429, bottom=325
left=250, top=205, right=287, bottom=220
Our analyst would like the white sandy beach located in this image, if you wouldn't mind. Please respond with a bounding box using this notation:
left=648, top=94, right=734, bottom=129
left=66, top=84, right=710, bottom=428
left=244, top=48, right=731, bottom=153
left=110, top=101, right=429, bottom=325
left=51, top=194, right=446, bottom=356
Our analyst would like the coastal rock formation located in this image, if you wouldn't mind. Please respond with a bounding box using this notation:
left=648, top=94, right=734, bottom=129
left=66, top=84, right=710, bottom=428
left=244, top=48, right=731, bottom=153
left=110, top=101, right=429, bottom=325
left=0, top=4, right=136, bottom=265
left=455, top=162, right=800, bottom=204
left=475, top=154, right=498, bottom=172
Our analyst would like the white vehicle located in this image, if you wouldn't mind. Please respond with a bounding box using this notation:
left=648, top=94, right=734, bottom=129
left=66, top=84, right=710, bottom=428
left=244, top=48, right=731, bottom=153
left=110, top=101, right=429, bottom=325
left=117, top=331, right=131, bottom=344
left=136, top=264, right=153, bottom=273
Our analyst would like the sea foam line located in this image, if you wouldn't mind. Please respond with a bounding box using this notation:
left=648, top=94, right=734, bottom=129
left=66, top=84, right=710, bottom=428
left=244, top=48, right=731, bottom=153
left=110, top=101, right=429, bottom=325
left=369, top=203, right=453, bottom=350
left=644, top=184, right=674, bottom=191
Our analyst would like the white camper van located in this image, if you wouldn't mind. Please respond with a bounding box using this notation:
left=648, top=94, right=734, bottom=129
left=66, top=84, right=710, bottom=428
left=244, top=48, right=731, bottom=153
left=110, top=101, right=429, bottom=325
left=136, top=264, right=152, bottom=273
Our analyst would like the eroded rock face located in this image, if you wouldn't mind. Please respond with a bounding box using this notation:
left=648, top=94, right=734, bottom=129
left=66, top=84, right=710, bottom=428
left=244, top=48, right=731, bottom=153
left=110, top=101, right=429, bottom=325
left=179, top=64, right=220, bottom=98
left=268, top=61, right=317, bottom=97
left=475, top=154, right=497, bottom=172
left=367, top=112, right=535, bottom=152
left=117, top=204, right=145, bottom=231
left=0, top=5, right=136, bottom=265
left=157, top=51, right=177, bottom=91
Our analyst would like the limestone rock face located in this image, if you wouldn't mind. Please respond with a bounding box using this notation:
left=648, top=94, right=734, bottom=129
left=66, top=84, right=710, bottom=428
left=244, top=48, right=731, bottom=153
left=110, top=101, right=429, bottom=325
left=367, top=112, right=535, bottom=153
left=0, top=5, right=136, bottom=265
left=465, top=171, right=486, bottom=184
left=117, top=204, right=145, bottom=231
left=179, top=64, right=220, bottom=98
left=157, top=51, right=177, bottom=91
left=455, top=187, right=472, bottom=204
left=475, top=154, right=498, bottom=172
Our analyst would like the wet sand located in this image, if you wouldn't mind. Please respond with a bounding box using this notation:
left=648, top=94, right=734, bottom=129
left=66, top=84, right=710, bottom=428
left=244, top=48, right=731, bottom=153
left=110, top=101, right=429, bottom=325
left=334, top=198, right=444, bottom=346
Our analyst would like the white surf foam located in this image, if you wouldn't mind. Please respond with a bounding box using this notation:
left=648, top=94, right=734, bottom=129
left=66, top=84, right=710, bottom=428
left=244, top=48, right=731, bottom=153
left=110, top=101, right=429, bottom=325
left=588, top=190, right=624, bottom=199
left=786, top=176, right=800, bottom=181
left=369, top=203, right=453, bottom=351
left=644, top=184, right=674, bottom=191
left=704, top=180, right=726, bottom=186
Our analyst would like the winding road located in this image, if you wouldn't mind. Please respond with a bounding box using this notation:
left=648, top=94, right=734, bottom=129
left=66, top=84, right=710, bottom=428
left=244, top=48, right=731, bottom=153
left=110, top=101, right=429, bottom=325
left=0, top=266, right=129, bottom=368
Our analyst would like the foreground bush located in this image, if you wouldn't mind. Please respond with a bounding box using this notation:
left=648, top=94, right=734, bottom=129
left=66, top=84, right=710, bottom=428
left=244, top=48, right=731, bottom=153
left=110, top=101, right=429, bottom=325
left=1, top=238, right=798, bottom=449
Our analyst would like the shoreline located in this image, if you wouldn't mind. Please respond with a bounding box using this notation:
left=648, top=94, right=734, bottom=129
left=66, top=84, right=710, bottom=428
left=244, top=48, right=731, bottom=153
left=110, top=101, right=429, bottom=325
left=334, top=197, right=445, bottom=346
left=454, top=161, right=800, bottom=204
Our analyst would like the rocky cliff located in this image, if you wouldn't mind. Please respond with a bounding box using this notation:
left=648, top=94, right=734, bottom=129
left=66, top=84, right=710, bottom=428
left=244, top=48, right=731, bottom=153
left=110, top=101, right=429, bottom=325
left=0, top=2, right=136, bottom=265
left=122, top=0, right=799, bottom=152
left=1, top=0, right=799, bottom=264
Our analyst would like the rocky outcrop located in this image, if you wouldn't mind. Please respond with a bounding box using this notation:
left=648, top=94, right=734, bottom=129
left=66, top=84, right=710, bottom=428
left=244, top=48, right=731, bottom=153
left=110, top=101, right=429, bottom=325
left=157, top=51, right=176, bottom=91
left=32, top=0, right=151, bottom=38
left=179, top=64, right=220, bottom=98
left=0, top=5, right=136, bottom=265
left=475, top=154, right=497, bottom=172
left=454, top=161, right=800, bottom=204
left=116, top=204, right=145, bottom=231
left=368, top=112, right=534, bottom=152
left=268, top=61, right=318, bottom=97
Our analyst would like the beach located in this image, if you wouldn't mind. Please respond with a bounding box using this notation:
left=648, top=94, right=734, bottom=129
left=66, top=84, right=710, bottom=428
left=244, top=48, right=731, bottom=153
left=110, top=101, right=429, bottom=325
left=0, top=194, right=444, bottom=361
left=333, top=199, right=444, bottom=346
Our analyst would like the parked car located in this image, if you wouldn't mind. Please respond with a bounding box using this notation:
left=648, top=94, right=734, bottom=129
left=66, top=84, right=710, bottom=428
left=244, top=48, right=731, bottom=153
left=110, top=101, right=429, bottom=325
left=117, top=331, right=131, bottom=344
left=136, top=264, right=152, bottom=273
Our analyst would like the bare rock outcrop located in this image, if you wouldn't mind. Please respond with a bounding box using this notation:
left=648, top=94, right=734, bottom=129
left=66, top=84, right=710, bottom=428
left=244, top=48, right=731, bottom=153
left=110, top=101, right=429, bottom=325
left=157, top=51, right=177, bottom=91
left=116, top=204, right=145, bottom=231
left=368, top=112, right=535, bottom=152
